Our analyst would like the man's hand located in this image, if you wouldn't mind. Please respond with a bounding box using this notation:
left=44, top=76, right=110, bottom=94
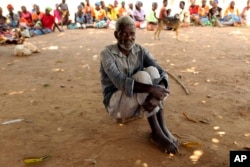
left=149, top=85, right=169, bottom=100
left=142, top=95, right=159, bottom=112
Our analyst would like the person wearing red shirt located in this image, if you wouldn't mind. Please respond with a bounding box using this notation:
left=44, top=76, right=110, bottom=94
left=189, top=0, right=203, bottom=26
left=41, top=7, right=55, bottom=32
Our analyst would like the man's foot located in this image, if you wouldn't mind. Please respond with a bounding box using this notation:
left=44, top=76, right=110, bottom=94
left=151, top=132, right=179, bottom=154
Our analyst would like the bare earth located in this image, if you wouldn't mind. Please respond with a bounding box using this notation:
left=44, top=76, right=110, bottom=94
left=0, top=26, right=249, bottom=167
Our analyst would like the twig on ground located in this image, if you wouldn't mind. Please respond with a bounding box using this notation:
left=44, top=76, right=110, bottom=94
left=167, top=72, right=190, bottom=95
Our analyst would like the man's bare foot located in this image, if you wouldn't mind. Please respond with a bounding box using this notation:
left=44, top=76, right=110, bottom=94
left=151, top=133, right=179, bottom=154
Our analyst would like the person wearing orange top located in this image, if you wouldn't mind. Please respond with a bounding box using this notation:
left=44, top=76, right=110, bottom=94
left=223, top=1, right=240, bottom=25
left=32, top=5, right=44, bottom=23
left=118, top=1, right=127, bottom=17
left=93, top=2, right=107, bottom=28
left=84, top=0, right=94, bottom=24
left=198, top=0, right=210, bottom=25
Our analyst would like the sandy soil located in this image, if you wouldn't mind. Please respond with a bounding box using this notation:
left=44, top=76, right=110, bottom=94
left=0, top=26, right=249, bottom=167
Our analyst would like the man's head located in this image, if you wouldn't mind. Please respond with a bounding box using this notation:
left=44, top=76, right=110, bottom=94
left=248, top=0, right=250, bottom=7
left=179, top=1, right=185, bottom=9
left=114, top=16, right=136, bottom=52
left=62, top=0, right=66, bottom=3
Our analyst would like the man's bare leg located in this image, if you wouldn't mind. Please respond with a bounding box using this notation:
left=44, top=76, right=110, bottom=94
left=147, top=113, right=178, bottom=154
left=156, top=109, right=179, bottom=147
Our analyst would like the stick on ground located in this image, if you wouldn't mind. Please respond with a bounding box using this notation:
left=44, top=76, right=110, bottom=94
left=167, top=72, right=190, bottom=95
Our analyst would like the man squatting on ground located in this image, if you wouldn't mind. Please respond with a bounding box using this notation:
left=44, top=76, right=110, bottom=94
left=100, top=16, right=179, bottom=154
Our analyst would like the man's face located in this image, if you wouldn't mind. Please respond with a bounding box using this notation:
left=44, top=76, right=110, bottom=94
left=115, top=25, right=136, bottom=51
left=191, top=0, right=196, bottom=5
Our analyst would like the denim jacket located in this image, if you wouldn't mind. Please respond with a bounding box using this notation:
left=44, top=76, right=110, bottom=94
left=100, top=43, right=169, bottom=107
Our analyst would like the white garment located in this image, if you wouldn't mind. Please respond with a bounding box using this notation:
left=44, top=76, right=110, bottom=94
left=107, top=66, right=163, bottom=119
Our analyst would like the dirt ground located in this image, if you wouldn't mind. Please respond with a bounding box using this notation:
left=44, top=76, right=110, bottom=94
left=0, top=26, right=249, bottom=167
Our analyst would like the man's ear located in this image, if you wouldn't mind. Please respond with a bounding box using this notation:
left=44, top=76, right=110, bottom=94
left=114, top=31, right=118, bottom=39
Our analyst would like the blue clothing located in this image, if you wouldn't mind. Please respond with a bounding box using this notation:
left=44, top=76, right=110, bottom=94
left=100, top=43, right=168, bottom=107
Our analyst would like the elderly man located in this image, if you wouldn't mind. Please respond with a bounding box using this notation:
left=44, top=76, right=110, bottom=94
left=100, top=16, right=179, bottom=154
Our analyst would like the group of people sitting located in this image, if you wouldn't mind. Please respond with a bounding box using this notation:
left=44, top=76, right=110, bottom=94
left=187, top=0, right=250, bottom=27
left=146, top=0, right=250, bottom=29
left=1, top=0, right=250, bottom=44
left=0, top=0, right=69, bottom=44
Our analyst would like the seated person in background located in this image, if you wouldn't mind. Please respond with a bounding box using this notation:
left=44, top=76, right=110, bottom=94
left=6, top=4, right=19, bottom=28
left=179, top=1, right=190, bottom=27
left=32, top=5, right=44, bottom=25
left=93, top=2, right=108, bottom=28
left=208, top=0, right=232, bottom=27
left=198, top=0, right=210, bottom=26
left=189, top=0, right=203, bottom=26
left=223, top=1, right=241, bottom=26
left=107, top=4, right=119, bottom=21
left=159, top=0, right=170, bottom=20
left=30, top=7, right=61, bottom=36
left=118, top=1, right=127, bottom=17
left=127, top=3, right=134, bottom=19
left=106, top=4, right=119, bottom=29
left=146, top=2, right=158, bottom=31
left=158, top=0, right=172, bottom=30
left=84, top=0, right=94, bottom=24
left=133, top=1, right=146, bottom=29
left=100, top=15, right=179, bottom=155
left=0, top=7, right=23, bottom=44
left=75, top=5, right=86, bottom=28
left=20, top=6, right=34, bottom=28
left=59, top=0, right=70, bottom=26
left=241, top=0, right=250, bottom=26
left=100, top=1, right=108, bottom=14
left=54, top=4, right=63, bottom=30
left=0, top=7, right=8, bottom=31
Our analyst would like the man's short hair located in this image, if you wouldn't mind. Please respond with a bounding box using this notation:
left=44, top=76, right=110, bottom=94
left=115, top=16, right=135, bottom=31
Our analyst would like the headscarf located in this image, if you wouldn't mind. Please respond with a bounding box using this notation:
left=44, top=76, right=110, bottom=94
left=46, top=7, right=52, bottom=12
left=95, top=1, right=100, bottom=6
left=214, top=0, right=218, bottom=4
left=7, top=4, right=14, bottom=10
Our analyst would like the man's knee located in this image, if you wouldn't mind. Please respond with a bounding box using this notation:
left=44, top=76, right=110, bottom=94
left=132, top=71, right=152, bottom=85
left=144, top=66, right=160, bottom=80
